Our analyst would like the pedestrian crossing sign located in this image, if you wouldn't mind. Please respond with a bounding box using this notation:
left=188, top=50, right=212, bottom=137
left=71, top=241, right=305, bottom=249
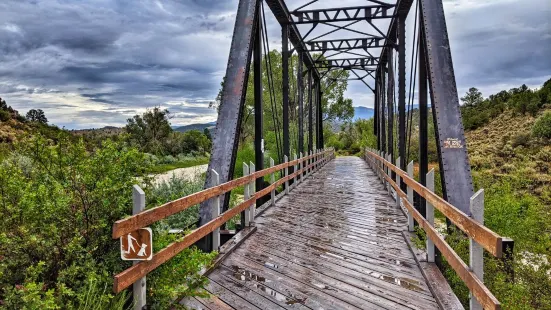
left=120, top=228, right=153, bottom=261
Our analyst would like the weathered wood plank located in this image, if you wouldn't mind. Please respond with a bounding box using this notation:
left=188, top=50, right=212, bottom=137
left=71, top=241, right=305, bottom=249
left=198, top=156, right=443, bottom=310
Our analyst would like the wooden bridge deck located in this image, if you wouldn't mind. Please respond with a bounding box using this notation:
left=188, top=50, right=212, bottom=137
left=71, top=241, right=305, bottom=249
left=184, top=156, right=441, bottom=310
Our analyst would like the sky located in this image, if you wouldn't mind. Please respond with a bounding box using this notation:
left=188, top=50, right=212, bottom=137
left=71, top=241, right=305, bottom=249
left=0, top=0, right=550, bottom=129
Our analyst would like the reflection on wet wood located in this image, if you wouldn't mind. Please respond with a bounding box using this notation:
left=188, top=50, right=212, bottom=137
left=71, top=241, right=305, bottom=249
left=195, top=157, right=441, bottom=310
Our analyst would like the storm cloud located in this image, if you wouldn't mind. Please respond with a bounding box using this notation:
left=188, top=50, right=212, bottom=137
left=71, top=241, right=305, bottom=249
left=0, top=0, right=549, bottom=128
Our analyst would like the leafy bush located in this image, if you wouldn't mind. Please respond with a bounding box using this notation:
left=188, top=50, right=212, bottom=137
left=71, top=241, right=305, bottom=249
left=532, top=111, right=551, bottom=139
left=0, top=135, right=215, bottom=308
left=0, top=136, right=149, bottom=307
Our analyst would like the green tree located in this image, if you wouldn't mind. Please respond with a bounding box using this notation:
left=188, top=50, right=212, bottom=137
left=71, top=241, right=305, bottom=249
left=126, top=107, right=172, bottom=155
left=532, top=111, right=551, bottom=139
left=26, top=109, right=48, bottom=124
left=461, top=87, right=484, bottom=107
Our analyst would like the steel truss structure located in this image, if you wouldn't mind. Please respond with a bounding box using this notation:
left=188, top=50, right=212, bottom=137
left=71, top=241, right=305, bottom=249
left=199, top=0, right=474, bottom=257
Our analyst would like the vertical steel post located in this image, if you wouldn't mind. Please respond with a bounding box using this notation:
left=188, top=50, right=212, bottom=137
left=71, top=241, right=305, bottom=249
left=132, top=185, right=146, bottom=310
left=211, top=170, right=221, bottom=251
left=407, top=161, right=414, bottom=232
left=469, top=189, right=484, bottom=310
left=254, top=8, right=264, bottom=198
left=199, top=0, right=259, bottom=251
left=418, top=12, right=428, bottom=219
left=298, top=53, right=304, bottom=155
left=387, top=47, right=394, bottom=178
left=426, top=169, right=435, bottom=262
left=398, top=11, right=407, bottom=192
left=308, top=69, right=313, bottom=153
left=318, top=81, right=324, bottom=148
left=381, top=68, right=386, bottom=154
left=282, top=24, right=290, bottom=166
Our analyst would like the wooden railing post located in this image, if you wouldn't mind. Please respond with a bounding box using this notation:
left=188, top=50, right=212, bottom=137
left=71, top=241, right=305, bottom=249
left=270, top=158, right=275, bottom=206
left=293, top=153, right=298, bottom=188
left=470, top=189, right=485, bottom=310
left=132, top=185, right=146, bottom=310
left=211, top=170, right=220, bottom=252
left=249, top=162, right=256, bottom=223
left=243, top=163, right=251, bottom=227
left=407, top=161, right=414, bottom=232
left=426, top=169, right=435, bottom=263
left=284, top=155, right=289, bottom=195
left=395, top=157, right=401, bottom=208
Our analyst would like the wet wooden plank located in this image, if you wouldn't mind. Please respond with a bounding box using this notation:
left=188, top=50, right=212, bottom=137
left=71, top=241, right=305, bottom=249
left=200, top=157, right=444, bottom=310
left=204, top=279, right=261, bottom=310
left=232, top=244, right=438, bottom=309
left=224, top=254, right=383, bottom=310
left=208, top=270, right=292, bottom=310
left=218, top=262, right=363, bottom=310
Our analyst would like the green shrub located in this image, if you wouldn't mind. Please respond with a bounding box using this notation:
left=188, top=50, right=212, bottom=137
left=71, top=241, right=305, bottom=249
left=532, top=111, right=551, bottom=139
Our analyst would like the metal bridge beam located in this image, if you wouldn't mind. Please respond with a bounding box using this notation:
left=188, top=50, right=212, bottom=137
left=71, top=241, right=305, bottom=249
left=254, top=3, right=264, bottom=218
left=307, top=37, right=386, bottom=52
left=292, top=5, right=395, bottom=24
left=199, top=0, right=259, bottom=250
left=265, top=0, right=319, bottom=79
left=316, top=57, right=379, bottom=67
left=421, top=0, right=474, bottom=215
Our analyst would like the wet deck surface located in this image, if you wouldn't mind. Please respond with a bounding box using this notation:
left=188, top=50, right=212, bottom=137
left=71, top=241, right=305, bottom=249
left=186, top=156, right=440, bottom=310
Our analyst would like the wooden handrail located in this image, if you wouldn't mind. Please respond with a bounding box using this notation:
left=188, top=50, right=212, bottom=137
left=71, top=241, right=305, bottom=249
left=365, top=150, right=507, bottom=258
left=373, top=162, right=501, bottom=310
left=112, top=150, right=330, bottom=239
left=112, top=150, right=333, bottom=293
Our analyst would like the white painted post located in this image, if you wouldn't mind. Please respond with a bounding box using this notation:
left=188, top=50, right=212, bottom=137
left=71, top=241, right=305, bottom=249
left=426, top=169, right=435, bottom=263
left=249, top=162, right=256, bottom=223
left=132, top=185, right=146, bottom=310
left=284, top=155, right=289, bottom=195
left=470, top=189, right=485, bottom=310
left=299, top=152, right=303, bottom=184
left=395, top=157, right=401, bottom=207
left=386, top=154, right=392, bottom=196
left=211, top=170, right=221, bottom=251
left=270, top=158, right=275, bottom=206
left=243, top=163, right=250, bottom=227
left=381, top=152, right=386, bottom=188
left=407, top=161, right=414, bottom=232
left=308, top=151, right=313, bottom=177
left=293, top=153, right=298, bottom=189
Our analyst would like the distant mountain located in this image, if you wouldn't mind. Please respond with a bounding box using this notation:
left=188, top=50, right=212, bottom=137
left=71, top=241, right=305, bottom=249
left=173, top=121, right=216, bottom=133
left=354, top=106, right=374, bottom=120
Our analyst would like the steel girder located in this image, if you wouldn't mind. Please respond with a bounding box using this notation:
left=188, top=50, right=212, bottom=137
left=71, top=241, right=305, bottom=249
left=199, top=0, right=259, bottom=249
left=292, top=5, right=395, bottom=24
left=420, top=0, right=474, bottom=215
left=265, top=0, right=319, bottom=79
left=316, top=57, right=379, bottom=68
left=307, top=37, right=386, bottom=52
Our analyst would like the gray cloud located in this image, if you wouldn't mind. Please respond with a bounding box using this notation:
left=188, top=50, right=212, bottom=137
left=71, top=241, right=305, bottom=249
left=0, top=0, right=549, bottom=127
